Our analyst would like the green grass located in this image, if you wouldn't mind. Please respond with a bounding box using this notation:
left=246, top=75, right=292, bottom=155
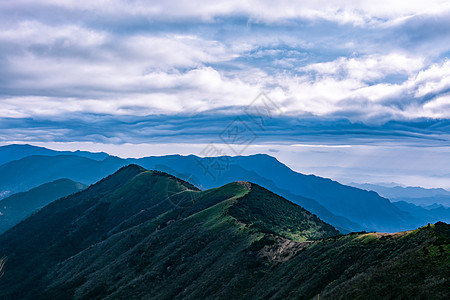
left=0, top=166, right=448, bottom=300
left=228, top=183, right=339, bottom=241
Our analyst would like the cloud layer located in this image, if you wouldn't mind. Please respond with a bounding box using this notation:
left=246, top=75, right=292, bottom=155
left=0, top=0, right=450, bottom=145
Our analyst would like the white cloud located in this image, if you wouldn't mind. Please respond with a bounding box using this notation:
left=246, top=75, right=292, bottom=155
left=422, top=94, right=450, bottom=118
left=124, top=35, right=235, bottom=70
left=0, top=21, right=249, bottom=97
left=1, top=52, right=449, bottom=122
left=0, top=2, right=449, bottom=124
left=299, top=54, right=424, bottom=81
left=3, top=0, right=450, bottom=26
left=0, top=21, right=235, bottom=71
left=0, top=21, right=108, bottom=48
left=413, top=60, right=450, bottom=97
left=0, top=67, right=261, bottom=117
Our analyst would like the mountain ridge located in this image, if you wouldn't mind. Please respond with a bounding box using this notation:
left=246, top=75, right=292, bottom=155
left=0, top=164, right=340, bottom=299
left=351, top=182, right=450, bottom=199
left=0, top=144, right=432, bottom=232
left=0, top=178, right=87, bottom=234
left=0, top=165, right=447, bottom=299
left=0, top=144, right=109, bottom=165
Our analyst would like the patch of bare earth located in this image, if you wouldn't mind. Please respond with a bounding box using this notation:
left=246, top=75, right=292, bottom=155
left=237, top=181, right=252, bottom=191
left=374, top=230, right=413, bottom=239
left=258, top=235, right=312, bottom=264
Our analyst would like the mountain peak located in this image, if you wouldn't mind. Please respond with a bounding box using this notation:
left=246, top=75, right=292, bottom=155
left=116, top=163, right=146, bottom=173
left=98, top=163, right=148, bottom=182
left=228, top=183, right=339, bottom=241
left=0, top=166, right=448, bottom=299
left=236, top=181, right=252, bottom=190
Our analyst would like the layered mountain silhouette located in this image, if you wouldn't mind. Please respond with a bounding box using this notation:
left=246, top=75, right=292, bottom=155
left=352, top=182, right=450, bottom=225
left=0, top=165, right=448, bottom=299
left=0, top=155, right=125, bottom=197
left=0, top=144, right=430, bottom=232
left=133, top=154, right=420, bottom=232
left=0, top=144, right=108, bottom=166
left=393, top=201, right=450, bottom=224
left=352, top=182, right=450, bottom=207
left=0, top=179, right=87, bottom=234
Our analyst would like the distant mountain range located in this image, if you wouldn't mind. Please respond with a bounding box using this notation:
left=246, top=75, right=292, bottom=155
left=351, top=182, right=450, bottom=221
left=351, top=182, right=450, bottom=203
left=392, top=201, right=450, bottom=224
left=0, top=165, right=448, bottom=299
left=131, top=154, right=421, bottom=232
left=0, top=154, right=124, bottom=197
left=0, top=144, right=427, bottom=232
left=0, top=179, right=87, bottom=234
left=0, top=144, right=108, bottom=166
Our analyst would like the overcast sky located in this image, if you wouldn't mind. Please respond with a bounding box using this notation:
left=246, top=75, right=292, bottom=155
left=1, top=1, right=450, bottom=187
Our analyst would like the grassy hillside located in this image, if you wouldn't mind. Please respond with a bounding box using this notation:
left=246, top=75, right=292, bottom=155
left=228, top=184, right=338, bottom=241
left=0, top=165, right=338, bottom=299
left=130, top=154, right=426, bottom=232
left=0, top=165, right=448, bottom=299
left=0, top=148, right=422, bottom=232
left=248, top=222, right=450, bottom=299
left=0, top=179, right=87, bottom=234
left=319, top=223, right=450, bottom=299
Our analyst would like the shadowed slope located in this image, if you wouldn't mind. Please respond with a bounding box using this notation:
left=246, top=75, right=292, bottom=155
left=0, top=165, right=447, bottom=299
left=0, top=179, right=87, bottom=234
left=0, top=165, right=338, bottom=299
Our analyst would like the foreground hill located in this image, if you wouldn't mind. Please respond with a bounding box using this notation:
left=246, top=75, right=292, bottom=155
left=0, top=179, right=87, bottom=234
left=0, top=145, right=422, bottom=232
left=0, top=165, right=448, bottom=299
left=133, top=154, right=418, bottom=232
left=0, top=153, right=361, bottom=233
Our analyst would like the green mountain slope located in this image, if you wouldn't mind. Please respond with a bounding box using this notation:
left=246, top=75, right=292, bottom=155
left=134, top=154, right=418, bottom=232
left=0, top=165, right=337, bottom=299
left=0, top=145, right=422, bottom=233
left=0, top=165, right=448, bottom=300
left=249, top=222, right=450, bottom=299
left=0, top=179, right=87, bottom=234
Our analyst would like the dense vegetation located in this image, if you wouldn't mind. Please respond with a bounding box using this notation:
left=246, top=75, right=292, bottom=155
left=0, top=144, right=425, bottom=232
left=0, top=179, right=87, bottom=233
left=0, top=165, right=448, bottom=299
left=228, top=184, right=338, bottom=241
